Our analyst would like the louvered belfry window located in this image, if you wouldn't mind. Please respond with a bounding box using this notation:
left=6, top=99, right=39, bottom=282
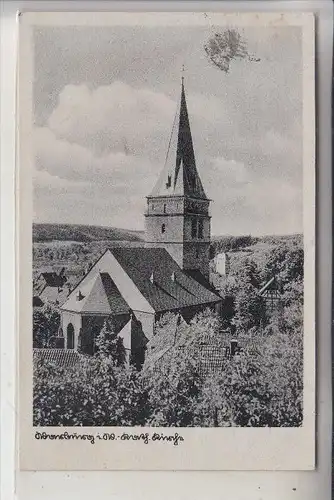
left=198, top=219, right=204, bottom=239
left=191, top=219, right=197, bottom=238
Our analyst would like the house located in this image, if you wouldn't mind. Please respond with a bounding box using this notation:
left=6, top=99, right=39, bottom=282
left=258, top=276, right=282, bottom=314
left=215, top=252, right=230, bottom=276
left=57, top=77, right=222, bottom=366
left=143, top=313, right=242, bottom=375
left=33, top=268, right=69, bottom=307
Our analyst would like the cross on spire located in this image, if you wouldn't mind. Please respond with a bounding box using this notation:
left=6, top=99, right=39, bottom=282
left=181, top=64, right=185, bottom=84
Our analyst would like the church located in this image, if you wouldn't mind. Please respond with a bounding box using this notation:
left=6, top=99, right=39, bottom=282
left=59, top=78, right=222, bottom=365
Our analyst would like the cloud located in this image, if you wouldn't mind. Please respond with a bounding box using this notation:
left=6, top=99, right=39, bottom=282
left=33, top=127, right=302, bottom=234
left=33, top=125, right=160, bottom=230
left=46, top=80, right=302, bottom=183
left=205, top=156, right=302, bottom=235
left=33, top=169, right=73, bottom=189
left=33, top=78, right=303, bottom=235
left=47, top=82, right=176, bottom=158
left=34, top=126, right=158, bottom=190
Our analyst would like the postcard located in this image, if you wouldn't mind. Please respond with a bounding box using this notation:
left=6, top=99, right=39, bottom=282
left=17, top=11, right=315, bottom=470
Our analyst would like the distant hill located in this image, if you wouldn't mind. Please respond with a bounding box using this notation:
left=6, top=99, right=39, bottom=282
left=33, top=223, right=145, bottom=243
left=210, top=233, right=302, bottom=256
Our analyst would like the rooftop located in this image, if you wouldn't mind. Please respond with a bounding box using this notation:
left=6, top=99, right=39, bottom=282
left=40, top=271, right=67, bottom=287
left=61, top=271, right=130, bottom=315
left=110, top=247, right=221, bottom=313
left=33, top=348, right=83, bottom=369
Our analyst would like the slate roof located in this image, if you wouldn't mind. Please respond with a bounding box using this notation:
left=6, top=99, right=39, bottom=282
left=110, top=247, right=221, bottom=313
left=33, top=348, right=83, bottom=369
left=33, top=296, right=44, bottom=307
left=61, top=271, right=130, bottom=315
left=40, top=272, right=66, bottom=287
left=39, top=286, right=69, bottom=306
left=185, top=269, right=219, bottom=294
left=149, top=79, right=207, bottom=200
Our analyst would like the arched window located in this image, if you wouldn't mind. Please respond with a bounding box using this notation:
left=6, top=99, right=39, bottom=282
left=161, top=223, right=166, bottom=234
left=67, top=323, right=75, bottom=349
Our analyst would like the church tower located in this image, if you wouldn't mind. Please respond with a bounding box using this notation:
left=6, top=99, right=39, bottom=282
left=145, top=77, right=211, bottom=279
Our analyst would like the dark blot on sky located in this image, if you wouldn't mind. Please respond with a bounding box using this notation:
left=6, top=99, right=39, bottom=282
left=204, top=28, right=261, bottom=73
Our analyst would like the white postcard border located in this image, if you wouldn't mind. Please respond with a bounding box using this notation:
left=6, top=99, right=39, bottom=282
left=17, top=11, right=315, bottom=471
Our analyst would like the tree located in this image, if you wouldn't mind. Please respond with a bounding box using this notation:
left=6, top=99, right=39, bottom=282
left=33, top=356, right=150, bottom=427
left=145, top=350, right=203, bottom=427
left=94, top=317, right=126, bottom=367
left=261, top=241, right=303, bottom=286
left=33, top=304, right=60, bottom=348
left=33, top=310, right=49, bottom=348
left=33, top=303, right=303, bottom=427
left=231, top=259, right=265, bottom=334
left=144, top=309, right=225, bottom=427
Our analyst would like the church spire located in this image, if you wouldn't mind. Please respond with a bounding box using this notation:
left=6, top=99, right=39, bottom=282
left=149, top=76, right=207, bottom=200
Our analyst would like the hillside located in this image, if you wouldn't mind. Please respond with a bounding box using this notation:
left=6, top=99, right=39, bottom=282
left=210, top=233, right=302, bottom=256
left=33, top=223, right=144, bottom=243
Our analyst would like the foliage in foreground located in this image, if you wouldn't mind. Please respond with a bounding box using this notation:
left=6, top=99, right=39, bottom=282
left=33, top=310, right=303, bottom=428
left=33, top=237, right=304, bottom=428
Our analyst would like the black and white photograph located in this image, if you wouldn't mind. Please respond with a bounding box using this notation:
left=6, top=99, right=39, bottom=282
left=18, top=11, right=315, bottom=471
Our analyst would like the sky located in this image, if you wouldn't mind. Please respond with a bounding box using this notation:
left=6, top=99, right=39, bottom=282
left=33, top=21, right=303, bottom=236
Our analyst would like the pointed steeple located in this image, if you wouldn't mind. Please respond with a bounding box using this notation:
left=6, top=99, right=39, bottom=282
left=150, top=78, right=207, bottom=199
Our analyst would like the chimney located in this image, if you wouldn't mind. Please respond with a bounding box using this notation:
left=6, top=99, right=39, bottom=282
left=149, top=272, right=154, bottom=284
left=171, top=271, right=176, bottom=282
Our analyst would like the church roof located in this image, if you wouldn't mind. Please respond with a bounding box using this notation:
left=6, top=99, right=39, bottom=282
left=149, top=79, right=208, bottom=200
left=61, top=271, right=130, bottom=315
left=39, top=285, right=69, bottom=305
left=110, top=247, right=221, bottom=313
left=61, top=247, right=221, bottom=316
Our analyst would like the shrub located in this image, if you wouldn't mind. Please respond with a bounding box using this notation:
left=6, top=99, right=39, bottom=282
left=33, top=305, right=60, bottom=348
left=94, top=317, right=126, bottom=367
left=33, top=357, right=150, bottom=426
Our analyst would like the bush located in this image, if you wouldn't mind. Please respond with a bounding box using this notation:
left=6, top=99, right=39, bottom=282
left=33, top=357, right=150, bottom=426
left=94, top=317, right=126, bottom=366
left=142, top=309, right=303, bottom=427
left=33, top=239, right=304, bottom=428
left=33, top=305, right=60, bottom=348
left=33, top=322, right=303, bottom=427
